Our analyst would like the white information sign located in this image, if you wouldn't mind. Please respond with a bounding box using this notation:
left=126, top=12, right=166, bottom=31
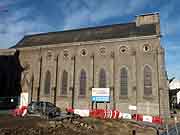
left=92, top=88, right=110, bottom=102
left=92, top=88, right=110, bottom=96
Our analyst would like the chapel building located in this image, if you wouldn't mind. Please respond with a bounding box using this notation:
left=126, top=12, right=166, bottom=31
left=0, top=13, right=169, bottom=117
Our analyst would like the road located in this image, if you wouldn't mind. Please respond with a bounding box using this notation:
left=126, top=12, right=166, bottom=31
left=161, top=123, right=180, bottom=135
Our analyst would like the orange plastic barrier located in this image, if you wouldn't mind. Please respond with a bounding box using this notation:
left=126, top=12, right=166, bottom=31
left=132, top=114, right=143, bottom=121
left=132, top=114, right=163, bottom=125
left=90, top=109, right=105, bottom=119
left=152, top=116, right=163, bottom=124
left=90, top=109, right=122, bottom=119
left=66, top=108, right=74, bottom=113
left=66, top=108, right=122, bottom=119
left=66, top=108, right=163, bottom=125
left=11, top=106, right=27, bottom=117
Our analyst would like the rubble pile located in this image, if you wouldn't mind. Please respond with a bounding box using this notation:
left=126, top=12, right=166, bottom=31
left=0, top=115, right=157, bottom=135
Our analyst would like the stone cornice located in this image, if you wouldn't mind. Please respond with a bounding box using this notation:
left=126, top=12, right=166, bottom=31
left=0, top=48, right=16, bottom=55
left=14, top=35, right=160, bottom=51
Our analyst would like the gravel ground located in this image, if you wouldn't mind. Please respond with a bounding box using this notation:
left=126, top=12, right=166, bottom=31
left=0, top=114, right=157, bottom=135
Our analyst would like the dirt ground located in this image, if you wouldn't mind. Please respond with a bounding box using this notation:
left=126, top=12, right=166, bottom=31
left=0, top=114, right=159, bottom=135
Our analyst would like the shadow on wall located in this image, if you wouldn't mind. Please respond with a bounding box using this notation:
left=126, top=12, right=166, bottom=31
left=0, top=50, right=23, bottom=109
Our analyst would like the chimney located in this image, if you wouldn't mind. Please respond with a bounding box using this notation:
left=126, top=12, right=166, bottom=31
left=136, top=13, right=160, bottom=35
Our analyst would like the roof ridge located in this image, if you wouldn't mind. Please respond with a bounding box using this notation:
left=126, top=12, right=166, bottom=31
left=13, top=22, right=157, bottom=48
left=26, top=22, right=135, bottom=37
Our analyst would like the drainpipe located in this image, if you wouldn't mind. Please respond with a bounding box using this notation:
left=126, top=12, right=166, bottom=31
left=72, top=56, right=76, bottom=109
left=37, top=49, right=42, bottom=102
left=92, top=54, right=95, bottom=110
left=54, top=55, right=58, bottom=106
left=135, top=50, right=138, bottom=115
left=30, top=74, right=34, bottom=102
left=112, top=52, right=116, bottom=110
left=156, top=49, right=160, bottom=116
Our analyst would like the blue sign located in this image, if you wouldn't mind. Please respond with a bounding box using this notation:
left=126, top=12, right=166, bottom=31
left=91, top=96, right=110, bottom=102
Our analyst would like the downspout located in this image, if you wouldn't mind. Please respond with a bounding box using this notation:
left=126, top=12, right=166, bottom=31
left=30, top=74, right=34, bottom=102
left=135, top=50, right=138, bottom=114
left=72, top=56, right=76, bottom=109
left=37, top=49, right=42, bottom=101
left=112, top=52, right=116, bottom=109
left=92, top=54, right=95, bottom=109
left=156, top=49, right=160, bottom=116
left=54, top=55, right=58, bottom=106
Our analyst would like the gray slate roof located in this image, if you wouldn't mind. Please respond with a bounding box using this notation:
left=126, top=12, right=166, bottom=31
left=13, top=22, right=157, bottom=48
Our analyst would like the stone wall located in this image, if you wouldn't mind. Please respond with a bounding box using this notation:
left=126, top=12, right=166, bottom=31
left=10, top=35, right=169, bottom=116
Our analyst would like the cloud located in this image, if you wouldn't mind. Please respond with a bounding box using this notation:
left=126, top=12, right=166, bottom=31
left=159, top=1, right=180, bottom=79
left=0, top=4, right=54, bottom=48
left=0, top=0, right=17, bottom=7
left=162, top=19, right=180, bottom=36
left=163, top=42, right=180, bottom=79
left=0, top=0, right=23, bottom=11
left=0, top=0, right=152, bottom=48
left=0, top=1, right=179, bottom=50
left=62, top=0, right=150, bottom=29
left=0, top=0, right=180, bottom=80
left=160, top=1, right=180, bottom=36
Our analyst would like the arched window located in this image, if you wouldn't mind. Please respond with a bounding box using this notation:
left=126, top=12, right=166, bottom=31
left=99, top=68, right=106, bottom=88
left=120, top=67, right=128, bottom=96
left=61, top=70, right=68, bottom=95
left=44, top=70, right=51, bottom=95
left=144, top=65, right=152, bottom=96
left=79, top=69, right=86, bottom=96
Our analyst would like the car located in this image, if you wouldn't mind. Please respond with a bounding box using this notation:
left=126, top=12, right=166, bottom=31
left=170, top=109, right=177, bottom=118
left=175, top=103, right=180, bottom=109
left=27, top=101, right=61, bottom=118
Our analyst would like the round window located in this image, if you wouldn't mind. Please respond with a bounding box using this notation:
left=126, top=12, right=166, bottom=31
left=99, top=47, right=106, bottom=55
left=63, top=49, right=69, bottom=57
left=119, top=46, right=128, bottom=53
left=80, top=48, right=87, bottom=56
left=143, top=44, right=151, bottom=52
left=47, top=51, right=52, bottom=57
left=47, top=50, right=52, bottom=60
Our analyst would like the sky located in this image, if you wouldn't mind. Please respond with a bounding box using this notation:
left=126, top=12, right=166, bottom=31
left=0, top=0, right=180, bottom=79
